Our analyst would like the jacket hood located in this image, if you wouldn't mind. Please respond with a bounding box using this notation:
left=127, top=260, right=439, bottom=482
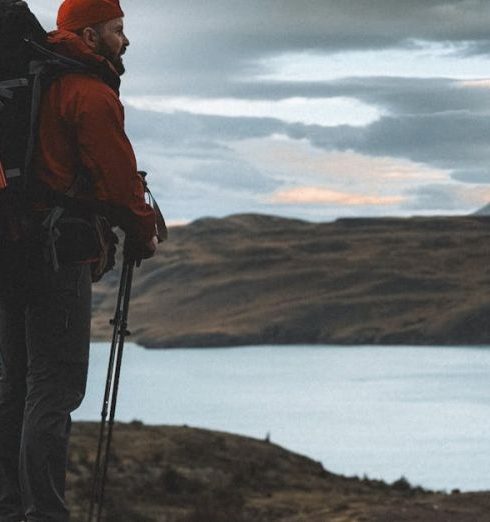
left=47, top=30, right=121, bottom=92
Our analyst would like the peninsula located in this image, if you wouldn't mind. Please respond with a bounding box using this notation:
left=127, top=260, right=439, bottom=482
left=91, top=214, right=490, bottom=347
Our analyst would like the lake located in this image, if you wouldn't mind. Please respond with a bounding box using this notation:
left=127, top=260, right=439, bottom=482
left=74, top=344, right=490, bottom=492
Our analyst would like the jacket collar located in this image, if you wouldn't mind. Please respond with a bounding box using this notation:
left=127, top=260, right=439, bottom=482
left=47, top=30, right=121, bottom=93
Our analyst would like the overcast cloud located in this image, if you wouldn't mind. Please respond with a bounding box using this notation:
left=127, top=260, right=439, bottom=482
left=31, top=0, right=490, bottom=222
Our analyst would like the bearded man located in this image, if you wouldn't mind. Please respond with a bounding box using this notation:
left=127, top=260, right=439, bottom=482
left=0, top=1, right=157, bottom=521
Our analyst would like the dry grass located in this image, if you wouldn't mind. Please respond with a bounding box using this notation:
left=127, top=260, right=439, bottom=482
left=67, top=422, right=490, bottom=522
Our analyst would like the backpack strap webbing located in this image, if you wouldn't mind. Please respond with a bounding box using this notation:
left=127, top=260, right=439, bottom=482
left=40, top=174, right=89, bottom=272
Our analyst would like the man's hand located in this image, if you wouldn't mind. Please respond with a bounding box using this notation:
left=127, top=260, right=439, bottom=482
left=145, top=236, right=158, bottom=257
left=124, top=236, right=158, bottom=262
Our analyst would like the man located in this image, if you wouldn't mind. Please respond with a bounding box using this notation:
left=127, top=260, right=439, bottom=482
left=0, top=1, right=157, bottom=520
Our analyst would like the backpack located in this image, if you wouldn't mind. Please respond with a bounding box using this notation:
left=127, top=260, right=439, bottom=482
left=0, top=0, right=86, bottom=240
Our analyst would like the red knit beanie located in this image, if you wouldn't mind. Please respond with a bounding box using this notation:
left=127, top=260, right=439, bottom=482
left=57, top=0, right=124, bottom=32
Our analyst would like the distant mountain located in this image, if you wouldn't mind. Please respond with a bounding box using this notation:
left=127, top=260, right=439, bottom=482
left=92, top=213, right=490, bottom=347
left=475, top=203, right=490, bottom=215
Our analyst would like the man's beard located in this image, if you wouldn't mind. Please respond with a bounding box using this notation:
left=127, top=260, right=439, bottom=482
left=97, top=40, right=126, bottom=75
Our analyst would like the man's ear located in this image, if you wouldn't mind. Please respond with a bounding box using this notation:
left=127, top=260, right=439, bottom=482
left=80, top=27, right=99, bottom=50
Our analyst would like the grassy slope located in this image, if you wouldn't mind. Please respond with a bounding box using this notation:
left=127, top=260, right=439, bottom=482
left=68, top=422, right=490, bottom=522
left=91, top=213, right=490, bottom=347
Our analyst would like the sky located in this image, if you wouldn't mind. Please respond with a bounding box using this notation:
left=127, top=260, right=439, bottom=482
left=32, top=0, right=490, bottom=224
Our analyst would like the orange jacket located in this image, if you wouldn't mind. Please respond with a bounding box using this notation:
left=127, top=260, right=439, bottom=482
left=35, top=30, right=156, bottom=243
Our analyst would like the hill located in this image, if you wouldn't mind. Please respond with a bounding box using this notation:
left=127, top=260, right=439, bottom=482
left=68, top=422, right=490, bottom=521
left=475, top=203, right=490, bottom=216
left=91, top=214, right=490, bottom=347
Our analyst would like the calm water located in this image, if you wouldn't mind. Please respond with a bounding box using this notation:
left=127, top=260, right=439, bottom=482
left=74, top=344, right=490, bottom=492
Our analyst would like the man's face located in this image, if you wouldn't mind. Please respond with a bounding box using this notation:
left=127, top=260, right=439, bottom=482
left=94, top=17, right=129, bottom=75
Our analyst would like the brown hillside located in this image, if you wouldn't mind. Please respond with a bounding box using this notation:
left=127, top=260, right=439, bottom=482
left=91, top=214, right=490, bottom=347
left=68, top=422, right=490, bottom=522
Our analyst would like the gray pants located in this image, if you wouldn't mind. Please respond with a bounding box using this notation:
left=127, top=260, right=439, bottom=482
left=0, top=240, right=92, bottom=522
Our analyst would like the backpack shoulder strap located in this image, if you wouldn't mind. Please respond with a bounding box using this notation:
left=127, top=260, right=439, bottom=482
left=23, top=42, right=90, bottom=185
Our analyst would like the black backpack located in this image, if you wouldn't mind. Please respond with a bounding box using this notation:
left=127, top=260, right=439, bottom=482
left=0, top=0, right=86, bottom=240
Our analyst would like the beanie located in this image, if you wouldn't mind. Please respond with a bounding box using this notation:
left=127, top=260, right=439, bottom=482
left=57, top=0, right=124, bottom=32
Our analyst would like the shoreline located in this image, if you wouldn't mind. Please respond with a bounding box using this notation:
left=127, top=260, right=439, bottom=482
left=91, top=340, right=490, bottom=349
left=67, top=421, right=490, bottom=521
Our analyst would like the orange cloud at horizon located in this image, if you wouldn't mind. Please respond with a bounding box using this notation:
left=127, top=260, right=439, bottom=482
left=269, top=187, right=405, bottom=206
left=459, top=79, right=490, bottom=89
left=167, top=218, right=191, bottom=227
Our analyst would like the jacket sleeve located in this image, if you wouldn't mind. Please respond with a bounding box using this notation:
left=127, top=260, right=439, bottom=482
left=72, top=79, right=156, bottom=243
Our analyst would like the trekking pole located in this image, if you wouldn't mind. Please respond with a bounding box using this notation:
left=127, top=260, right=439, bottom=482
left=88, top=256, right=135, bottom=522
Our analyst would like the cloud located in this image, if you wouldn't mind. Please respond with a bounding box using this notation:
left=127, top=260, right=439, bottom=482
left=125, top=76, right=490, bottom=186
left=461, top=80, right=490, bottom=88
left=123, top=0, right=490, bottom=100
left=259, top=45, right=490, bottom=84
left=123, top=95, right=382, bottom=127
left=167, top=218, right=191, bottom=227
left=404, top=183, right=490, bottom=211
left=119, top=0, right=490, bottom=73
left=450, top=169, right=490, bottom=184
left=31, top=0, right=490, bottom=96
left=269, top=187, right=405, bottom=206
left=205, top=76, right=490, bottom=116
left=185, top=160, right=280, bottom=194
left=124, top=106, right=285, bottom=145
left=232, top=137, right=449, bottom=184
left=288, top=112, right=490, bottom=185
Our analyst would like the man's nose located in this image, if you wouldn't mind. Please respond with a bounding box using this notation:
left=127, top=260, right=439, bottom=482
left=123, top=33, right=130, bottom=47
